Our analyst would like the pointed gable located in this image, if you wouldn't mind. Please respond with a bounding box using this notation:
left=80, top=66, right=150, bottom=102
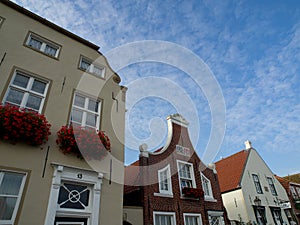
left=215, top=150, right=249, bottom=193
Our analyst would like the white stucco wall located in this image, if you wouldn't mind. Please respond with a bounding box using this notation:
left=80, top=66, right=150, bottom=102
left=240, top=148, right=290, bottom=224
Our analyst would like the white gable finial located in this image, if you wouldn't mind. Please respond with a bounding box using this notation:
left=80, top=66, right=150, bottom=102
left=244, top=140, right=252, bottom=150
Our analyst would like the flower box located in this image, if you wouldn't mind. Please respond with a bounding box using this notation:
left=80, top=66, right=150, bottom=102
left=0, top=104, right=51, bottom=146
left=182, top=187, right=204, bottom=199
left=56, top=126, right=111, bottom=160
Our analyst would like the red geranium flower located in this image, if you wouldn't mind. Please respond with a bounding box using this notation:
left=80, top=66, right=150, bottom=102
left=0, top=104, right=51, bottom=146
left=56, top=125, right=111, bottom=160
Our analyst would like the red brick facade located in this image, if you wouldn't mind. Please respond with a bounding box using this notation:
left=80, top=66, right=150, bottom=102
left=124, top=115, right=227, bottom=225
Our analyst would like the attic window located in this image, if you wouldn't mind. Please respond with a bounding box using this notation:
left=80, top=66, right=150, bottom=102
left=252, top=174, right=263, bottom=194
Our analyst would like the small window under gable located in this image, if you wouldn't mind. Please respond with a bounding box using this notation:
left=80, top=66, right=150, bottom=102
left=79, top=56, right=105, bottom=78
left=158, top=164, right=172, bottom=196
left=267, top=177, right=277, bottom=196
left=25, top=32, right=61, bottom=58
left=252, top=174, right=263, bottom=194
left=201, top=173, right=214, bottom=200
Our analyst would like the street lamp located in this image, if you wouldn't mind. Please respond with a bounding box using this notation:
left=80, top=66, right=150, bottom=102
left=254, top=196, right=262, bottom=206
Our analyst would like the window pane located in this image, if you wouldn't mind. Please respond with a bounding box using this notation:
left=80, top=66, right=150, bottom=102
left=71, top=109, right=83, bottom=124
left=13, top=73, right=29, bottom=88
left=0, top=196, right=17, bottom=220
left=44, top=45, right=57, bottom=57
left=80, top=59, right=90, bottom=71
left=88, top=99, right=99, bottom=112
left=26, top=94, right=42, bottom=110
left=28, top=37, right=42, bottom=50
left=86, top=113, right=97, bottom=127
left=5, top=89, right=24, bottom=105
left=0, top=172, right=23, bottom=195
left=31, top=79, right=46, bottom=94
left=74, top=95, right=85, bottom=108
left=58, top=183, right=90, bottom=210
left=93, top=66, right=103, bottom=77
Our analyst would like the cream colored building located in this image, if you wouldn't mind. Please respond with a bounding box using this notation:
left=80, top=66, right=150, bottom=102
left=0, top=0, right=126, bottom=224
left=216, top=141, right=293, bottom=225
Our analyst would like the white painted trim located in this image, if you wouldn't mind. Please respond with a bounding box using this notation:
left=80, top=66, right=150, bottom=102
left=153, top=192, right=174, bottom=198
left=44, top=164, right=103, bottom=225
left=207, top=211, right=224, bottom=216
left=200, top=172, right=214, bottom=200
left=153, top=211, right=176, bottom=225
left=183, top=213, right=202, bottom=225
left=177, top=160, right=196, bottom=195
left=158, top=164, right=173, bottom=195
left=0, top=170, right=27, bottom=225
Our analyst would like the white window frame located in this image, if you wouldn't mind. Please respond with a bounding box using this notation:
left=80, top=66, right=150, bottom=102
left=70, top=92, right=101, bottom=130
left=3, top=69, right=49, bottom=113
left=201, top=173, right=214, bottom=201
left=177, top=160, right=196, bottom=194
left=183, top=213, right=202, bottom=225
left=267, top=177, right=277, bottom=196
left=79, top=56, right=105, bottom=78
left=252, top=174, right=263, bottom=194
left=25, top=32, right=61, bottom=58
left=44, top=164, right=103, bottom=225
left=0, top=170, right=27, bottom=225
left=207, top=211, right=225, bottom=225
left=157, top=164, right=173, bottom=196
left=153, top=211, right=176, bottom=225
left=290, top=186, right=298, bottom=199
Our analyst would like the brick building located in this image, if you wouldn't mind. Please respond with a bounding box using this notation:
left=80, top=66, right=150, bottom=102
left=123, top=114, right=227, bottom=225
left=276, top=175, right=300, bottom=224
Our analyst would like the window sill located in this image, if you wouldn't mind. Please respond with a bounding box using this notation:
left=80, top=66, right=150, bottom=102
left=154, top=192, right=173, bottom=198
left=204, top=196, right=217, bottom=202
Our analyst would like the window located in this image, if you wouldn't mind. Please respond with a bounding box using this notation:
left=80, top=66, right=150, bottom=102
left=267, top=177, right=277, bottom=196
left=270, top=207, right=284, bottom=225
left=58, top=182, right=91, bottom=210
left=253, top=206, right=267, bottom=225
left=25, top=32, right=60, bottom=58
left=158, top=165, right=172, bottom=195
left=201, top=173, right=213, bottom=199
left=79, top=56, right=105, bottom=78
left=154, top=212, right=176, bottom=225
left=70, top=93, right=101, bottom=130
left=184, top=213, right=202, bottom=225
left=208, top=211, right=224, bottom=225
left=177, top=161, right=195, bottom=192
left=3, top=69, right=49, bottom=113
left=252, top=174, right=263, bottom=194
left=290, top=186, right=298, bottom=199
left=0, top=171, right=26, bottom=224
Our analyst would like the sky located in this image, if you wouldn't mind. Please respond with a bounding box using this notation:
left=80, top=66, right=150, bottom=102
left=12, top=0, right=300, bottom=176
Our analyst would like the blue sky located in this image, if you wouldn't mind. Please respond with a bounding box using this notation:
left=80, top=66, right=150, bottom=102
left=13, top=0, right=300, bottom=176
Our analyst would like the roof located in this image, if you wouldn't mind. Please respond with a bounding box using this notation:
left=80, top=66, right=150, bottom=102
left=275, top=175, right=290, bottom=192
left=124, top=160, right=140, bottom=193
left=215, top=150, right=249, bottom=193
left=1, top=0, right=100, bottom=51
left=284, top=173, right=300, bottom=184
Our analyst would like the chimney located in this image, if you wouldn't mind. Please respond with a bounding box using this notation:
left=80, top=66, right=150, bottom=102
left=244, top=140, right=252, bottom=150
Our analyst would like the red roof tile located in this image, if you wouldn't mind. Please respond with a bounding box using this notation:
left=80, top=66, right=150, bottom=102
left=215, top=150, right=249, bottom=193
